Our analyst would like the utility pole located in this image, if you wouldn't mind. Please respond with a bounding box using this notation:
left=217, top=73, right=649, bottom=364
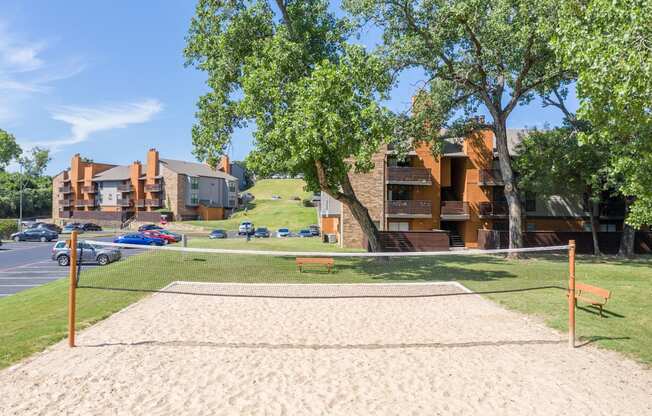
left=18, top=162, right=23, bottom=231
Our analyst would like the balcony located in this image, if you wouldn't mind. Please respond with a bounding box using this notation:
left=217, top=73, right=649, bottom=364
left=74, top=199, right=95, bottom=207
left=145, top=199, right=162, bottom=207
left=440, top=201, right=470, bottom=220
left=82, top=185, right=96, bottom=193
left=116, top=198, right=132, bottom=207
left=144, top=183, right=162, bottom=192
left=58, top=185, right=72, bottom=194
left=136, top=199, right=145, bottom=208
left=117, top=184, right=133, bottom=192
left=478, top=201, right=508, bottom=218
left=58, top=199, right=72, bottom=208
left=386, top=167, right=432, bottom=185
left=386, top=200, right=432, bottom=218
left=478, top=169, right=504, bottom=186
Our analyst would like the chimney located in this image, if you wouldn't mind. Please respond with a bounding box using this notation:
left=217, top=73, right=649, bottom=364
left=146, top=148, right=159, bottom=181
left=218, top=155, right=231, bottom=175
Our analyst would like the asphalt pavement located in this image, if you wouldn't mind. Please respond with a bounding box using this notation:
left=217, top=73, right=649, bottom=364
left=0, top=233, right=127, bottom=298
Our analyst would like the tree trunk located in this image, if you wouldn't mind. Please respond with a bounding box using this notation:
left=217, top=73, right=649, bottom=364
left=493, top=117, right=524, bottom=258
left=618, top=199, right=635, bottom=257
left=590, top=201, right=602, bottom=256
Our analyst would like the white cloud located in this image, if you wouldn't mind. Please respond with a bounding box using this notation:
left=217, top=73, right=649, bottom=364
left=33, top=99, right=163, bottom=150
left=0, top=21, right=85, bottom=119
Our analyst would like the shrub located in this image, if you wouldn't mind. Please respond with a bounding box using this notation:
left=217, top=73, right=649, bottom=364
left=302, top=198, right=314, bottom=207
left=0, top=219, right=18, bottom=239
left=291, top=195, right=301, bottom=201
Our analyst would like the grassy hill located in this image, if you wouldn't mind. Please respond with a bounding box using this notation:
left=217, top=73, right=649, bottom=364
left=186, top=179, right=317, bottom=231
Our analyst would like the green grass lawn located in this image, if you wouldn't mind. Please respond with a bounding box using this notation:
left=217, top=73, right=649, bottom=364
left=1, top=248, right=651, bottom=369
left=185, top=179, right=317, bottom=232
left=186, top=236, right=354, bottom=252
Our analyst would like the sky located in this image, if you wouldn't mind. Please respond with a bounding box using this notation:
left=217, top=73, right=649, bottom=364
left=1, top=0, right=578, bottom=176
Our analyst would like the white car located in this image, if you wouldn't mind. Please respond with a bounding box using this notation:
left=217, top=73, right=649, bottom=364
left=238, top=221, right=254, bottom=235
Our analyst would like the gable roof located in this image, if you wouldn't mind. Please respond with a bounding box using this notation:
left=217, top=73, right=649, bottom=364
left=92, top=165, right=132, bottom=181
left=160, top=158, right=237, bottom=181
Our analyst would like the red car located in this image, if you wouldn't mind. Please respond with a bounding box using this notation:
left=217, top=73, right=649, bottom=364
left=141, top=230, right=176, bottom=244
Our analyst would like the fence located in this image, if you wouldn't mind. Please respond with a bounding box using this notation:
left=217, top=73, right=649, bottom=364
left=375, top=231, right=450, bottom=252
left=477, top=229, right=652, bottom=254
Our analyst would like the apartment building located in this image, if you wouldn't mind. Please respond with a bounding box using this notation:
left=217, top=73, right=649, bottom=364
left=321, top=129, right=626, bottom=249
left=52, top=149, right=239, bottom=225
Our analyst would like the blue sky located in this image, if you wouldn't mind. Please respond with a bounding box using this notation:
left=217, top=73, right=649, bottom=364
left=1, top=1, right=577, bottom=175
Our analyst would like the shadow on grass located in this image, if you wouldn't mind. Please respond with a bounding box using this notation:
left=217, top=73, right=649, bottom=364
left=577, top=305, right=625, bottom=318
left=576, top=335, right=631, bottom=348
left=83, top=338, right=565, bottom=350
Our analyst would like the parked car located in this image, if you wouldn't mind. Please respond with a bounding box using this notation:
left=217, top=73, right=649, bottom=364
left=277, top=228, right=290, bottom=237
left=51, top=240, right=121, bottom=266
left=11, top=228, right=58, bottom=242
left=209, top=229, right=227, bottom=239
left=238, top=221, right=255, bottom=235
left=298, top=229, right=313, bottom=238
left=114, top=233, right=165, bottom=246
left=254, top=227, right=270, bottom=238
left=142, top=230, right=176, bottom=244
left=82, top=223, right=102, bottom=231
left=309, top=224, right=320, bottom=236
left=63, top=223, right=84, bottom=233
left=157, top=229, right=182, bottom=242
left=29, top=222, right=62, bottom=234
left=271, top=195, right=281, bottom=200
left=138, top=224, right=163, bottom=232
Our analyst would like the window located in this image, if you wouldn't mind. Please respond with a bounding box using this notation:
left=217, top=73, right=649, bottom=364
left=600, top=223, right=617, bottom=232
left=526, top=223, right=536, bottom=232
left=583, top=222, right=592, bottom=232
left=228, top=199, right=236, bottom=207
left=190, top=177, right=199, bottom=190
left=228, top=181, right=236, bottom=192
left=525, top=192, right=536, bottom=212
left=388, top=185, right=411, bottom=200
left=190, top=196, right=199, bottom=205
left=389, top=222, right=409, bottom=231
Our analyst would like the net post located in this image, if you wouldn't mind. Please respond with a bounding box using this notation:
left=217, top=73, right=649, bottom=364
left=68, top=230, right=78, bottom=348
left=568, top=239, right=576, bottom=349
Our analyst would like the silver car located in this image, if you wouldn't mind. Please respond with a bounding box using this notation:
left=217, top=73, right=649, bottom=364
left=51, top=240, right=122, bottom=266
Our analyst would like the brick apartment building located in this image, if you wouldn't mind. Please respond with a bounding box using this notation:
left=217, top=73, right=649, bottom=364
left=52, top=149, right=240, bottom=225
left=320, top=129, right=627, bottom=249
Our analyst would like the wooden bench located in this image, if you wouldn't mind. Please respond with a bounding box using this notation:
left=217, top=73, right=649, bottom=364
left=573, top=283, right=611, bottom=317
left=296, top=257, right=334, bottom=273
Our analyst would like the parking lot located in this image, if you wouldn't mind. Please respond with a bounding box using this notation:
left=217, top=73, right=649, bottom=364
left=0, top=238, right=137, bottom=298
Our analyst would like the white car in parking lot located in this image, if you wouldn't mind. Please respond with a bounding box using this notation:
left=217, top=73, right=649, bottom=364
left=238, top=221, right=254, bottom=235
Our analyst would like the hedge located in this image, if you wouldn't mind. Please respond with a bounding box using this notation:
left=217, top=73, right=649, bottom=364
left=0, top=219, right=18, bottom=239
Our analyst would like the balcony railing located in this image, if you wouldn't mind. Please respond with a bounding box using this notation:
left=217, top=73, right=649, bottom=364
left=136, top=200, right=145, bottom=208
left=82, top=185, right=96, bottom=193
left=58, top=185, right=72, bottom=194
left=116, top=198, right=132, bottom=207
left=440, top=201, right=470, bottom=219
left=478, top=169, right=504, bottom=186
left=117, top=184, right=133, bottom=192
left=478, top=201, right=508, bottom=218
left=145, top=199, right=162, bottom=207
left=386, top=200, right=432, bottom=217
left=144, top=183, right=162, bottom=192
left=58, top=199, right=72, bottom=208
left=386, top=167, right=432, bottom=185
left=74, top=199, right=95, bottom=207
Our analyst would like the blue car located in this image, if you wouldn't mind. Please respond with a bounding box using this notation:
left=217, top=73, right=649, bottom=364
left=114, top=233, right=165, bottom=246
left=209, top=229, right=227, bottom=239
left=277, top=228, right=290, bottom=237
left=298, top=229, right=313, bottom=238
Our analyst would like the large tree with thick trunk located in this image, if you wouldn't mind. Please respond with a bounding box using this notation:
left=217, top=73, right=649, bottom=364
left=345, top=0, right=572, bottom=254
left=184, top=0, right=394, bottom=251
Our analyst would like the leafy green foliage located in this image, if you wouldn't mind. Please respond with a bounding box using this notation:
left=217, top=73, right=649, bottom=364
left=0, top=129, right=22, bottom=171
left=555, top=0, right=652, bottom=227
left=0, top=219, right=18, bottom=239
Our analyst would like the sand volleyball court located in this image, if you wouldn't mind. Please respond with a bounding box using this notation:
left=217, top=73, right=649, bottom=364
left=1, top=282, right=650, bottom=415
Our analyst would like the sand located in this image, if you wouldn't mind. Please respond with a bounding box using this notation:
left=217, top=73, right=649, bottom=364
left=1, top=282, right=650, bottom=415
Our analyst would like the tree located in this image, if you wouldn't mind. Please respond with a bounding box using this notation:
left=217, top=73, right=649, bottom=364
left=20, top=147, right=51, bottom=177
left=514, top=124, right=608, bottom=255
left=345, top=0, right=571, bottom=254
left=0, top=129, right=22, bottom=171
left=184, top=0, right=394, bottom=251
left=555, top=0, right=652, bottom=256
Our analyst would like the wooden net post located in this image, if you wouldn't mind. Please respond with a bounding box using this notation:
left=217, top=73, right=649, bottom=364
left=68, top=230, right=78, bottom=348
left=568, top=239, right=576, bottom=348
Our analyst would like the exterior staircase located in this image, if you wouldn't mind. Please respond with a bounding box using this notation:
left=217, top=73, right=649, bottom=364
left=449, top=232, right=465, bottom=248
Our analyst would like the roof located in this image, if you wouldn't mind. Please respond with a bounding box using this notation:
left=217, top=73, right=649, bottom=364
left=160, top=158, right=237, bottom=181
left=92, top=165, right=133, bottom=181
left=494, top=128, right=530, bottom=155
